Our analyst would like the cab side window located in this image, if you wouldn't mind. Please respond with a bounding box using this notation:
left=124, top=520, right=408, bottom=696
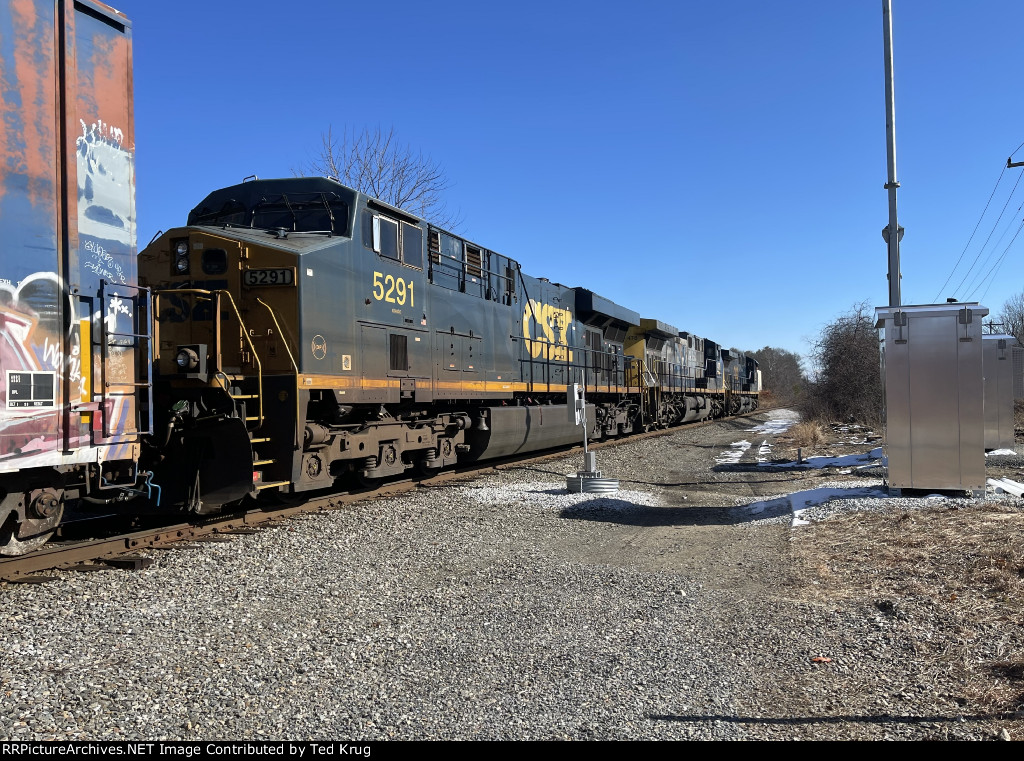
left=362, top=209, right=423, bottom=270
left=374, top=217, right=400, bottom=260
left=402, top=223, right=423, bottom=269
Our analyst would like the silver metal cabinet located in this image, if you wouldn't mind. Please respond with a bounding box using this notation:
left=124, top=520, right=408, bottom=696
left=875, top=303, right=987, bottom=494
left=1013, top=345, right=1024, bottom=400
left=983, top=334, right=1016, bottom=451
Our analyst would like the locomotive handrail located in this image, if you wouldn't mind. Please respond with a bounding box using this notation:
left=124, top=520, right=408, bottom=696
left=153, top=287, right=265, bottom=430
left=254, top=297, right=299, bottom=375
left=517, top=333, right=641, bottom=396
left=255, top=297, right=301, bottom=449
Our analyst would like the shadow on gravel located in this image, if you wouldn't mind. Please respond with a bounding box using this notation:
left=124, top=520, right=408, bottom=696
left=713, top=463, right=810, bottom=474
left=649, top=712, right=1024, bottom=725
left=506, top=465, right=707, bottom=488
left=557, top=502, right=787, bottom=527
left=502, top=465, right=571, bottom=478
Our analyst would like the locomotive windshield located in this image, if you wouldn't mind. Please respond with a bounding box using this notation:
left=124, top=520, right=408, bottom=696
left=188, top=190, right=350, bottom=236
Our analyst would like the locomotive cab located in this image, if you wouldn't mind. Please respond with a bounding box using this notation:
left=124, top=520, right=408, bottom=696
left=141, top=178, right=357, bottom=511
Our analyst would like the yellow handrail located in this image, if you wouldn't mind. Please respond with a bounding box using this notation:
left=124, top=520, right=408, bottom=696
left=154, top=288, right=265, bottom=429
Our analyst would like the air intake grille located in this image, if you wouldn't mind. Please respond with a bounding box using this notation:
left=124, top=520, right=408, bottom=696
left=466, top=246, right=482, bottom=277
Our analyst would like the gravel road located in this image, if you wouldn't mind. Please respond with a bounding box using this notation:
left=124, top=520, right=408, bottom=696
left=2, top=409, right=1021, bottom=741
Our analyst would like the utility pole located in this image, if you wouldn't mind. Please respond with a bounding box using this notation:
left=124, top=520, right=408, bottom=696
left=882, top=0, right=903, bottom=307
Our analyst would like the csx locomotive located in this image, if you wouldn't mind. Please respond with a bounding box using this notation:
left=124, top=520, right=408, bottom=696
left=0, top=0, right=758, bottom=555
left=138, top=177, right=759, bottom=514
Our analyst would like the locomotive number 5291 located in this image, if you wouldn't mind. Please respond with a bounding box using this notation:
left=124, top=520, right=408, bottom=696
left=243, top=268, right=295, bottom=286
left=372, top=271, right=415, bottom=307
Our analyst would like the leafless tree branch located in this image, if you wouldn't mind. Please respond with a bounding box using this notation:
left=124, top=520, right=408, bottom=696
left=748, top=345, right=806, bottom=404
left=799, top=301, right=883, bottom=426
left=997, top=292, right=1024, bottom=346
left=300, top=125, right=462, bottom=230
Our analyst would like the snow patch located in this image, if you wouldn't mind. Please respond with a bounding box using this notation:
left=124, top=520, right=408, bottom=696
left=737, top=482, right=889, bottom=526
left=762, top=446, right=884, bottom=470
left=746, top=408, right=800, bottom=436
left=715, top=440, right=752, bottom=464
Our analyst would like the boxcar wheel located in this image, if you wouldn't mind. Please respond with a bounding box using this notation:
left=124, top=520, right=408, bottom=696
left=0, top=489, right=64, bottom=557
left=0, top=525, right=57, bottom=556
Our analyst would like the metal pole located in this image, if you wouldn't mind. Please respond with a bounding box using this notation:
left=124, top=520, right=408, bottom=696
left=581, top=383, right=588, bottom=458
left=883, top=0, right=901, bottom=307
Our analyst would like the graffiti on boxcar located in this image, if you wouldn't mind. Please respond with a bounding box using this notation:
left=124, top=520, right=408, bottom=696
left=0, top=274, right=65, bottom=458
left=76, top=118, right=134, bottom=284
left=84, top=239, right=127, bottom=285
left=0, top=273, right=133, bottom=460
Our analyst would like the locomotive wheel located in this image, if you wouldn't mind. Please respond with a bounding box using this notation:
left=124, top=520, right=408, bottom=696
left=415, top=448, right=442, bottom=478
left=415, top=460, right=441, bottom=478
left=357, top=473, right=382, bottom=490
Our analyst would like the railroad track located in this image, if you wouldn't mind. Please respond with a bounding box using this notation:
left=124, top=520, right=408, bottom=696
left=0, top=413, right=756, bottom=582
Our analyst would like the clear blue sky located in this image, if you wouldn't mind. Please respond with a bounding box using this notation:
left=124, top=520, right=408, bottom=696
left=116, top=0, right=1024, bottom=364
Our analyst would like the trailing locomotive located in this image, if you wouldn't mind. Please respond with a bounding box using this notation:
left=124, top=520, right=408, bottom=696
left=137, top=177, right=759, bottom=514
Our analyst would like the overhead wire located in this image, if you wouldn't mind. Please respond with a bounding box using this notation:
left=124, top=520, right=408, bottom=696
left=931, top=166, right=1005, bottom=301
left=932, top=139, right=1024, bottom=303
left=951, top=168, right=1024, bottom=300
left=973, top=140, right=1024, bottom=304
left=974, top=218, right=1024, bottom=304
left=960, top=192, right=1024, bottom=299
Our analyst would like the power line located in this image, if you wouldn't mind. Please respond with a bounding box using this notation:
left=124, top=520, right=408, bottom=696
left=932, top=166, right=1005, bottom=301
left=952, top=168, right=1024, bottom=299
left=960, top=194, right=1024, bottom=298
left=974, top=218, right=1024, bottom=304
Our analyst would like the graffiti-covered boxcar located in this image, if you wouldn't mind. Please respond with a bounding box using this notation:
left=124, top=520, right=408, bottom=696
left=0, top=0, right=148, bottom=553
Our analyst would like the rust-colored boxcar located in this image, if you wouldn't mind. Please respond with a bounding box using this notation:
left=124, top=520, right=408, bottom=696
left=0, top=0, right=145, bottom=553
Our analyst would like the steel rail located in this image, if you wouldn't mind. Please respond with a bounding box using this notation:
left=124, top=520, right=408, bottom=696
left=0, top=411, right=758, bottom=582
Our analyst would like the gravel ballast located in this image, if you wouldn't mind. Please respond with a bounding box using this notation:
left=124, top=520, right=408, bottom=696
left=2, top=409, right=1022, bottom=741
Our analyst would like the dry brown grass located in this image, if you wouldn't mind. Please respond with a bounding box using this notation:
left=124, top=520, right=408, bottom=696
left=788, top=420, right=826, bottom=450
left=1015, top=399, right=1024, bottom=435
left=790, top=502, right=1024, bottom=711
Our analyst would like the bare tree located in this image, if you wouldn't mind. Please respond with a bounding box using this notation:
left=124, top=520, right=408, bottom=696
left=300, top=125, right=461, bottom=230
left=800, top=301, right=882, bottom=426
left=996, top=291, right=1024, bottom=346
left=748, top=346, right=806, bottom=404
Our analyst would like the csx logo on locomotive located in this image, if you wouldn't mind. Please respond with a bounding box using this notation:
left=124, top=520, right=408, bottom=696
left=523, top=299, right=573, bottom=361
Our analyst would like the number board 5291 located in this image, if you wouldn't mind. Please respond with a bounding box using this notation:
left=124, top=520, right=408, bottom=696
left=243, top=268, right=295, bottom=287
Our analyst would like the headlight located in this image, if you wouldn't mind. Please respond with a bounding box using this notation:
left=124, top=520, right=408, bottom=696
left=175, top=347, right=199, bottom=370
left=173, top=239, right=190, bottom=274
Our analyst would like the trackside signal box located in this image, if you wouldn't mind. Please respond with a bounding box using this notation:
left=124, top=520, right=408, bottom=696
left=875, top=303, right=987, bottom=495
left=982, top=334, right=1016, bottom=452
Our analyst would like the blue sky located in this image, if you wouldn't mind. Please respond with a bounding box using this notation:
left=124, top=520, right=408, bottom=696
left=116, top=0, right=1024, bottom=364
